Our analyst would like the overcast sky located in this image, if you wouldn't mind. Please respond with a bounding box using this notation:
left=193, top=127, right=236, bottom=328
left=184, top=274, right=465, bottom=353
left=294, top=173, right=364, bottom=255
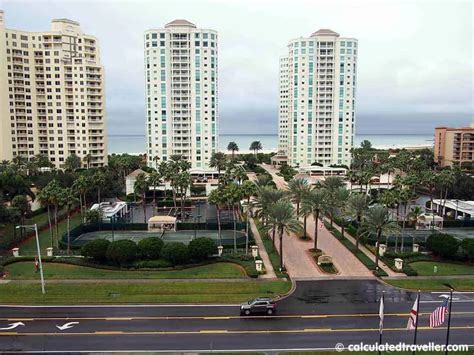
left=2, top=0, right=473, bottom=135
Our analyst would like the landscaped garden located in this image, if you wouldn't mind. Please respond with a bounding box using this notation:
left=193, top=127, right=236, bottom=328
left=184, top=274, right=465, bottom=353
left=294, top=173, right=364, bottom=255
left=409, top=261, right=474, bottom=276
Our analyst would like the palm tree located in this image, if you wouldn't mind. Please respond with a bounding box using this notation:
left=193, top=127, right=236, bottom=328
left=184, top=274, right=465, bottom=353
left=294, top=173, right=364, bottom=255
left=223, top=183, right=242, bottom=253
left=209, top=152, right=227, bottom=184
left=322, top=176, right=345, bottom=192
left=61, top=188, right=78, bottom=254
left=93, top=170, right=106, bottom=205
left=255, top=174, right=273, bottom=188
left=241, top=180, right=257, bottom=253
left=287, top=178, right=310, bottom=215
left=83, top=153, right=92, bottom=169
left=176, top=171, right=192, bottom=221
left=264, top=200, right=301, bottom=271
left=37, top=187, right=53, bottom=248
left=208, top=189, right=224, bottom=245
left=438, top=169, right=455, bottom=217
left=359, top=205, right=400, bottom=271
left=227, top=142, right=239, bottom=159
left=148, top=171, right=161, bottom=214
left=345, top=193, right=369, bottom=249
left=249, top=141, right=262, bottom=156
left=301, top=188, right=327, bottom=250
left=72, top=175, right=90, bottom=223
left=134, top=173, right=150, bottom=223
left=325, top=187, right=349, bottom=226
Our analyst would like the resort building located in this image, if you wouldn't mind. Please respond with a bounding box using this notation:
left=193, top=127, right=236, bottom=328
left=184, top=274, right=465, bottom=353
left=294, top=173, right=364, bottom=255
left=277, top=29, right=357, bottom=167
left=144, top=20, right=218, bottom=169
left=0, top=11, right=108, bottom=168
left=434, top=124, right=474, bottom=167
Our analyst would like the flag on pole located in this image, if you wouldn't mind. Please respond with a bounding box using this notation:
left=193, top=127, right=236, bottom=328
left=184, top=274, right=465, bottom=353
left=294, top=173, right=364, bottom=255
left=430, top=297, right=449, bottom=328
left=407, top=295, right=419, bottom=330
left=379, top=293, right=385, bottom=334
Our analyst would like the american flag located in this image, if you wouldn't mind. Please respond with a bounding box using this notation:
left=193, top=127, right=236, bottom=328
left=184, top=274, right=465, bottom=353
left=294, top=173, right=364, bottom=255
left=407, top=295, right=419, bottom=330
left=429, top=297, right=449, bottom=328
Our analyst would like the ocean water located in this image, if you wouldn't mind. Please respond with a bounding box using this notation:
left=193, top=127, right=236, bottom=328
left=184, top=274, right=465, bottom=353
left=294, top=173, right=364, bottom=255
left=107, top=134, right=434, bottom=155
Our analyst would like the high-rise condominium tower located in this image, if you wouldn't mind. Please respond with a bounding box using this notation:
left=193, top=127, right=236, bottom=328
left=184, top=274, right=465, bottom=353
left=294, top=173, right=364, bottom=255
left=144, top=20, right=218, bottom=169
left=278, top=29, right=357, bottom=167
left=0, top=11, right=108, bottom=168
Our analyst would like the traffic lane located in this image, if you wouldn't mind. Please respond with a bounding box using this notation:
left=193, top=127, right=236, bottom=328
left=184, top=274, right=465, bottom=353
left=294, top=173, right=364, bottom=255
left=0, top=328, right=472, bottom=352
left=0, top=304, right=239, bottom=319
left=1, top=312, right=472, bottom=334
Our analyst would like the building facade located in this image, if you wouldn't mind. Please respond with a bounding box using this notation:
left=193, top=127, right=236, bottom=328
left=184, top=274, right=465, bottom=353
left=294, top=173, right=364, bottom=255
left=434, top=124, right=474, bottom=167
left=144, top=20, right=218, bottom=169
left=278, top=29, right=357, bottom=167
left=0, top=11, right=108, bottom=168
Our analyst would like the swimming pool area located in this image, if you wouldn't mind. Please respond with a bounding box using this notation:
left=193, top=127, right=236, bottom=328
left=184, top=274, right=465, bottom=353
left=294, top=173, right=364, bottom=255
left=71, top=230, right=248, bottom=247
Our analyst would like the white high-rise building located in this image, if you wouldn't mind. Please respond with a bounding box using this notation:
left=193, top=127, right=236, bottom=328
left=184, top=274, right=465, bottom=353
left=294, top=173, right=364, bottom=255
left=144, top=20, right=218, bottom=169
left=278, top=29, right=357, bottom=167
left=0, top=11, right=108, bottom=168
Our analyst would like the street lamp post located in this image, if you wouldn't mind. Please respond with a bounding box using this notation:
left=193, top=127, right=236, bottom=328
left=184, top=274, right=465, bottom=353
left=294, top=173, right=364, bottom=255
left=16, top=224, right=45, bottom=294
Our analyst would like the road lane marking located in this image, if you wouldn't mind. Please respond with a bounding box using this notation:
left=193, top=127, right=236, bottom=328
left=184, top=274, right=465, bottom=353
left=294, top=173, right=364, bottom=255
left=2, top=311, right=472, bottom=322
left=1, top=325, right=473, bottom=336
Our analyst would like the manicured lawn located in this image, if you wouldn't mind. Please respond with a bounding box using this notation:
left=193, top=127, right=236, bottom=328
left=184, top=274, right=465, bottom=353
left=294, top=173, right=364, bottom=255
left=19, top=214, right=82, bottom=255
left=386, top=278, right=474, bottom=291
left=0, top=280, right=291, bottom=304
left=5, top=261, right=247, bottom=279
left=410, top=261, right=474, bottom=276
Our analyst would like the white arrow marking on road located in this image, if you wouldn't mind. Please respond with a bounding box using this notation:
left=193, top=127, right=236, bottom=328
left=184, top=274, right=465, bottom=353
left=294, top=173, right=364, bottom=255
left=0, top=322, right=25, bottom=330
left=56, top=322, right=79, bottom=331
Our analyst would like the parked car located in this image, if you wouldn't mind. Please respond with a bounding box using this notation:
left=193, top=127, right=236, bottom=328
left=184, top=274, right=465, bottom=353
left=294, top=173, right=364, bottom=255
left=240, top=297, right=276, bottom=315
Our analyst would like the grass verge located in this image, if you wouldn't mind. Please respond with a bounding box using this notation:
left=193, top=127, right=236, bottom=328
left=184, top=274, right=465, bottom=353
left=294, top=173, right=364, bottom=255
left=0, top=280, right=291, bottom=304
left=5, top=261, right=247, bottom=280
left=409, top=261, right=474, bottom=276
left=385, top=278, right=474, bottom=291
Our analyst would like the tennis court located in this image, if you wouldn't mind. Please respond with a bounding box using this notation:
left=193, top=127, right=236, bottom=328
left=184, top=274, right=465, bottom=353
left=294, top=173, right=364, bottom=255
left=71, top=229, right=247, bottom=247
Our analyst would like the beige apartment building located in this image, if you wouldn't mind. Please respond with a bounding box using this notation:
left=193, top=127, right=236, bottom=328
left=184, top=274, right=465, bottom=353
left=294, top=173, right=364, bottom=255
left=144, top=20, right=218, bottom=169
left=434, top=124, right=474, bottom=167
left=278, top=29, right=357, bottom=167
left=0, top=11, right=107, bottom=168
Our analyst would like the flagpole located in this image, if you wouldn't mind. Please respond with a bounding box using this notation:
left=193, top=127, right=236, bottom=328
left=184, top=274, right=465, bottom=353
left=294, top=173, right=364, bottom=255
left=413, top=290, right=421, bottom=355
left=379, top=291, right=385, bottom=355
left=444, top=289, right=453, bottom=355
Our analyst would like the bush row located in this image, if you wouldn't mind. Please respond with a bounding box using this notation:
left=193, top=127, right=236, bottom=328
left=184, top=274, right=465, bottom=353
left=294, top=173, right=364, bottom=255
left=427, top=233, right=474, bottom=261
left=82, top=237, right=216, bottom=266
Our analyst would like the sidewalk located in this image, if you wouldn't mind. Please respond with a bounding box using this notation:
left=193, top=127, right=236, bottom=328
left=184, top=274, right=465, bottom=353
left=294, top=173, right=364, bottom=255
left=248, top=217, right=277, bottom=279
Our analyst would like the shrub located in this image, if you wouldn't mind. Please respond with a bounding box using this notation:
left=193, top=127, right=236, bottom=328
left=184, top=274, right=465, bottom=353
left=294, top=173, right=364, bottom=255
left=461, top=239, right=474, bottom=261
left=81, top=239, right=110, bottom=262
left=188, top=237, right=216, bottom=261
left=106, top=240, right=139, bottom=266
left=134, top=259, right=172, bottom=268
left=426, top=233, right=459, bottom=259
left=161, top=242, right=188, bottom=265
left=137, top=237, right=164, bottom=260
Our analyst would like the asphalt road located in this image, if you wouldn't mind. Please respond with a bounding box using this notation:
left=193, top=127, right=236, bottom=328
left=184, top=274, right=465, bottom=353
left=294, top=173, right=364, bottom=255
left=0, top=280, right=473, bottom=353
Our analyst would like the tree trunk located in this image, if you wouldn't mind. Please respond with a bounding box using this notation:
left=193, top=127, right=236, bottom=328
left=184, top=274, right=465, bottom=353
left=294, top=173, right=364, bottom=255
left=67, top=210, right=71, bottom=255
left=153, top=188, right=156, bottom=214
left=401, top=203, right=408, bottom=252
left=47, top=204, right=53, bottom=248
left=314, top=210, right=319, bottom=250
left=83, top=193, right=87, bottom=223
left=296, top=202, right=300, bottom=216
left=394, top=204, right=399, bottom=252
left=98, top=188, right=101, bottom=204
left=233, top=204, right=237, bottom=253
left=78, top=194, right=83, bottom=224
left=272, top=228, right=276, bottom=245
left=356, top=215, right=361, bottom=249
left=279, top=229, right=284, bottom=271
left=216, top=205, right=222, bottom=245
left=54, top=204, right=59, bottom=249
left=341, top=224, right=345, bottom=238
left=375, top=229, right=382, bottom=270
left=143, top=193, right=147, bottom=223
left=303, top=215, right=307, bottom=238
